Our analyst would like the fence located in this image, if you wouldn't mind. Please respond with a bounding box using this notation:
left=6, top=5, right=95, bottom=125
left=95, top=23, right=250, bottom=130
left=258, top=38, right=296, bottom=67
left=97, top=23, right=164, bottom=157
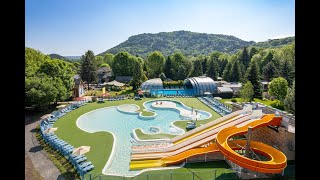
left=83, top=165, right=295, bottom=180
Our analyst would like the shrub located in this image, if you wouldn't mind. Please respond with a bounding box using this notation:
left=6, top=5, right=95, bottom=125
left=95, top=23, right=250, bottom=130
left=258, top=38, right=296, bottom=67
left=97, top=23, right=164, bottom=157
left=270, top=100, right=284, bottom=110
left=231, top=98, right=237, bottom=103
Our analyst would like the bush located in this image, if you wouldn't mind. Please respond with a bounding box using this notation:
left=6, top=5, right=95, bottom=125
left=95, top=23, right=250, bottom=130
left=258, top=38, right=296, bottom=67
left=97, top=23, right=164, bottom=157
left=163, top=80, right=184, bottom=87
left=270, top=100, right=284, bottom=110
left=231, top=98, right=237, bottom=103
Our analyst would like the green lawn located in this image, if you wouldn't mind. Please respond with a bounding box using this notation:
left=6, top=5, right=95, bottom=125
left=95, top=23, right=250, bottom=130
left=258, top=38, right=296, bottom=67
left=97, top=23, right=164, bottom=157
left=135, top=129, right=176, bottom=140
left=53, top=97, right=223, bottom=178
left=92, top=161, right=236, bottom=180
left=220, top=98, right=274, bottom=106
left=140, top=110, right=155, bottom=116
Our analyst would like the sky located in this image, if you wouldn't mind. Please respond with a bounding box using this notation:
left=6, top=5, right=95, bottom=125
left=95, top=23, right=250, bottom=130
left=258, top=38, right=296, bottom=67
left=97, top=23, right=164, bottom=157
left=25, top=0, right=295, bottom=56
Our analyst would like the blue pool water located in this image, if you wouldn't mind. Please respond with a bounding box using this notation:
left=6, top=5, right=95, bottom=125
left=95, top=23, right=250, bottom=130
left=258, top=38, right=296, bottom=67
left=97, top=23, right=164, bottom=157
left=150, top=89, right=194, bottom=96
left=76, top=100, right=211, bottom=176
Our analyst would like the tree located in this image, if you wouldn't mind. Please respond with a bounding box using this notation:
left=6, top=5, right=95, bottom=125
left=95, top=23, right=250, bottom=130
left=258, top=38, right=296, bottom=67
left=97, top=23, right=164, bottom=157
left=268, top=77, right=288, bottom=101
left=219, top=59, right=228, bottom=76
left=131, top=59, right=144, bottom=90
left=263, top=61, right=277, bottom=82
left=171, top=52, right=190, bottom=80
left=260, top=52, right=273, bottom=72
left=164, top=56, right=173, bottom=79
left=25, top=47, right=49, bottom=77
left=94, top=56, right=104, bottom=69
left=246, top=60, right=262, bottom=98
left=240, top=47, right=250, bottom=68
left=25, top=75, right=67, bottom=111
left=189, top=59, right=203, bottom=77
left=206, top=58, right=219, bottom=80
left=112, top=52, right=135, bottom=76
left=284, top=80, right=295, bottom=114
left=240, top=81, right=254, bottom=102
left=147, top=51, right=165, bottom=78
left=280, top=59, right=294, bottom=86
left=103, top=53, right=114, bottom=68
left=249, top=47, right=258, bottom=60
left=38, top=59, right=75, bottom=101
left=100, top=63, right=110, bottom=68
left=230, top=60, right=242, bottom=82
left=222, top=61, right=232, bottom=81
left=201, top=57, right=208, bottom=75
left=80, top=50, right=98, bottom=89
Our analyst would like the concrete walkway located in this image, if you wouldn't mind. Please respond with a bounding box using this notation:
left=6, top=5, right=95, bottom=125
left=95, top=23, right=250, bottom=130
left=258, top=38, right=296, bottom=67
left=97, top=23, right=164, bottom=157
left=25, top=120, right=62, bottom=180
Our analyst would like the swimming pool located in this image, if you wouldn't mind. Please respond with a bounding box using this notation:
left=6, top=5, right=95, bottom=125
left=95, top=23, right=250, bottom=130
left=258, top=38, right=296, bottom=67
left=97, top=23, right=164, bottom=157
left=76, top=99, right=211, bottom=176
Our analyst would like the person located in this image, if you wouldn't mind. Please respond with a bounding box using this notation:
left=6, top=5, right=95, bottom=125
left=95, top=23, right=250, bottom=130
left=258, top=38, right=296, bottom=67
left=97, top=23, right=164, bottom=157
left=160, top=101, right=162, bottom=105
left=156, top=101, right=158, bottom=105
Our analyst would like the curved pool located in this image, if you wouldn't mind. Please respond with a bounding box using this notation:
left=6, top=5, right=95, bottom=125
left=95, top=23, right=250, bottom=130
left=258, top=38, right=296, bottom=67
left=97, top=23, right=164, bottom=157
left=76, top=99, right=211, bottom=176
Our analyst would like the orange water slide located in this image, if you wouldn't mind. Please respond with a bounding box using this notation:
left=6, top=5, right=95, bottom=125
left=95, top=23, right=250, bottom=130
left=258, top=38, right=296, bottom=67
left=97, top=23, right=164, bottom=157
left=130, top=140, right=244, bottom=170
left=216, top=114, right=287, bottom=173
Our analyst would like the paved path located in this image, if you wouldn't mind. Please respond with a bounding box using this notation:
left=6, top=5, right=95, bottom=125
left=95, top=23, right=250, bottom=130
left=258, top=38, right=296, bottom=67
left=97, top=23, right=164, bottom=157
left=25, top=120, right=62, bottom=180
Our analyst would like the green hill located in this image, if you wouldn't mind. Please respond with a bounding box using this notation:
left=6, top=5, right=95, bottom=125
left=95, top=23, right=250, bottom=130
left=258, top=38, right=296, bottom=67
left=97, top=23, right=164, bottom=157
left=98, top=31, right=294, bottom=58
left=253, top=36, right=295, bottom=48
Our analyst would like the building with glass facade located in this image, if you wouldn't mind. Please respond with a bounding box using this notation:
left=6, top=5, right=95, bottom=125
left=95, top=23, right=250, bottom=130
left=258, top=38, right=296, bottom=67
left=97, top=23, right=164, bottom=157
left=140, top=76, right=217, bottom=96
left=140, top=78, right=163, bottom=92
left=183, top=76, right=217, bottom=96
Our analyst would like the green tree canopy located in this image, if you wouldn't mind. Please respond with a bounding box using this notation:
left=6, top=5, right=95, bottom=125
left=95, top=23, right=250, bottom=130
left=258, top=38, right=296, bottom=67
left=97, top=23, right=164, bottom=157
left=240, top=47, right=250, bottom=68
left=249, top=47, right=259, bottom=60
left=206, top=58, right=219, bottom=80
left=268, top=77, right=288, bottom=101
left=284, top=80, right=295, bottom=114
left=164, top=56, right=173, bottom=79
left=189, top=59, right=203, bottom=77
left=100, top=63, right=110, bottom=68
left=146, top=51, right=165, bottom=78
left=222, top=61, right=232, bottom=82
left=230, top=60, right=242, bottom=82
left=94, top=56, right=104, bottom=69
left=113, top=52, right=136, bottom=76
left=262, top=61, right=277, bottom=82
left=103, top=53, right=114, bottom=68
left=80, top=50, right=98, bottom=89
left=131, top=58, right=144, bottom=90
left=240, top=81, right=254, bottom=102
left=280, top=59, right=295, bottom=86
left=245, top=60, right=262, bottom=98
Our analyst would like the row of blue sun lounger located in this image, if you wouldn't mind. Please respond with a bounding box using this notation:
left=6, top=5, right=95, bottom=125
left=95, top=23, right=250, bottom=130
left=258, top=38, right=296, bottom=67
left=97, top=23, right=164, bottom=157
left=165, top=95, right=193, bottom=98
left=198, top=97, right=231, bottom=116
left=40, top=102, right=94, bottom=177
left=203, top=97, right=233, bottom=113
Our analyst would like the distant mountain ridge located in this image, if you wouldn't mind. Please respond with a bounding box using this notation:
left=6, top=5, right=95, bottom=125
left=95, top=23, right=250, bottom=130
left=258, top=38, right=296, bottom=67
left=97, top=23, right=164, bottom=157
left=98, top=31, right=294, bottom=57
left=48, top=54, right=81, bottom=62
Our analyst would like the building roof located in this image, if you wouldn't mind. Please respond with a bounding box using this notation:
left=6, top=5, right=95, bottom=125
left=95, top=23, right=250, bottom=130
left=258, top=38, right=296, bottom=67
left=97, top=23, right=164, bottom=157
left=260, top=81, right=270, bottom=85
left=106, top=80, right=125, bottom=87
left=102, top=72, right=112, bottom=78
left=74, top=74, right=82, bottom=85
left=115, top=76, right=133, bottom=83
left=222, top=82, right=242, bottom=88
left=96, top=67, right=112, bottom=74
left=141, top=78, right=163, bottom=90
left=217, top=87, right=233, bottom=93
left=184, top=76, right=217, bottom=96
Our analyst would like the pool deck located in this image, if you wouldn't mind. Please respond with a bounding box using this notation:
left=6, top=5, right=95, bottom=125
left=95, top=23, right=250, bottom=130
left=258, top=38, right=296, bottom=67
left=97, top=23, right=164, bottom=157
left=131, top=101, right=202, bottom=151
left=152, top=101, right=201, bottom=119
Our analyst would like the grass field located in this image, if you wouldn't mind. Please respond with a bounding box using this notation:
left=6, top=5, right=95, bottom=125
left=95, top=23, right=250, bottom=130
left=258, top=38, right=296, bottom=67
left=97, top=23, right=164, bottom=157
left=53, top=97, right=225, bottom=178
